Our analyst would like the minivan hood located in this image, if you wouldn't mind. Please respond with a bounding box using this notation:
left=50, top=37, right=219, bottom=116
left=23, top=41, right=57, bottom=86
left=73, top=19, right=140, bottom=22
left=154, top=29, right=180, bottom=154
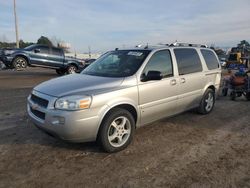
left=34, top=74, right=124, bottom=97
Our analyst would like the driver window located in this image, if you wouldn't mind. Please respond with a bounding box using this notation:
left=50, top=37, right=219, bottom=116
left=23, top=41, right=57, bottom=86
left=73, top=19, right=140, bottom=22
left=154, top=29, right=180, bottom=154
left=142, top=50, right=173, bottom=78
left=34, top=46, right=49, bottom=54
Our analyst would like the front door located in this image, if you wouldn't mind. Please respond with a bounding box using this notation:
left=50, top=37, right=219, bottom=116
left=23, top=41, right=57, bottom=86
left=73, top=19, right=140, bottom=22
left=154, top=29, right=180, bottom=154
left=138, top=50, right=179, bottom=125
left=29, top=46, right=50, bottom=66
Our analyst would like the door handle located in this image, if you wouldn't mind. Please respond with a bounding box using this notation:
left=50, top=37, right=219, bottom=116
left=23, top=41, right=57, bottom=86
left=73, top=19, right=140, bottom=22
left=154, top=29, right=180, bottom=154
left=170, top=79, right=177, bottom=85
left=180, top=78, right=186, bottom=83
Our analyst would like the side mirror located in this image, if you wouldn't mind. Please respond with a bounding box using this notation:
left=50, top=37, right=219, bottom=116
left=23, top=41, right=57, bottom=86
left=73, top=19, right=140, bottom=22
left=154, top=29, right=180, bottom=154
left=34, top=49, right=41, bottom=53
left=141, top=71, right=163, bottom=82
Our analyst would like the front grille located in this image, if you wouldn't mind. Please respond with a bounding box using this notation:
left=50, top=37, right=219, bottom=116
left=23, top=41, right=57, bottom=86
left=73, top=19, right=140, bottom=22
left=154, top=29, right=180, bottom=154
left=30, top=107, right=46, bottom=120
left=31, top=94, right=49, bottom=108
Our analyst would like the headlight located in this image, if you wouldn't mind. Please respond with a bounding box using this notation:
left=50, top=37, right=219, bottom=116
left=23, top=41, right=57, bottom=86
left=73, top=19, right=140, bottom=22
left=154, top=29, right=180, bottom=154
left=55, top=95, right=92, bottom=111
left=4, top=50, right=15, bottom=55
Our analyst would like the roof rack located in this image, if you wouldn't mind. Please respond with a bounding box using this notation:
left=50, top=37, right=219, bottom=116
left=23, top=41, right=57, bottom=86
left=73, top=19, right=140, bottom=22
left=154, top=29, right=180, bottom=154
left=135, top=43, right=169, bottom=49
left=170, top=42, right=208, bottom=48
left=134, top=42, right=208, bottom=49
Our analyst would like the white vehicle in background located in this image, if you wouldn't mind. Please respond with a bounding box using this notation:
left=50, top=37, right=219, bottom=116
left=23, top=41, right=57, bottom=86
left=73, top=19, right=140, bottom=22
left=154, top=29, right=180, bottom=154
left=219, top=57, right=227, bottom=67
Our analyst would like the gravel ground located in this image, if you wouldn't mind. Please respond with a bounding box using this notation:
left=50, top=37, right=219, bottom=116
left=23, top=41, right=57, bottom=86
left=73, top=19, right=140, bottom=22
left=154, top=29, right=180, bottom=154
left=0, top=68, right=249, bottom=188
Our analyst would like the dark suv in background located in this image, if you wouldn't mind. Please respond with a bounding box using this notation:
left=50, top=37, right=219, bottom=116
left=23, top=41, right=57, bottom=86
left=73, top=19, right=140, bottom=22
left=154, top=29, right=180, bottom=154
left=0, top=44, right=92, bottom=74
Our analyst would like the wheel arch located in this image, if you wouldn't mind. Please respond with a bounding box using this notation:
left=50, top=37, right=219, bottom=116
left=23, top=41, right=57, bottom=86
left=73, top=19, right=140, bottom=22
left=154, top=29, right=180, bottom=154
left=96, top=102, right=139, bottom=139
left=203, top=83, right=216, bottom=95
left=207, top=85, right=216, bottom=92
left=13, top=54, right=30, bottom=65
left=67, top=61, right=79, bottom=69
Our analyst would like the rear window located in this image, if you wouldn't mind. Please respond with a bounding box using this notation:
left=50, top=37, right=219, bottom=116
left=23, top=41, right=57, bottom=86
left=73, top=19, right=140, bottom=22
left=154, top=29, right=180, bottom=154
left=174, top=48, right=202, bottom=75
left=201, top=49, right=219, bottom=70
left=51, top=48, right=63, bottom=56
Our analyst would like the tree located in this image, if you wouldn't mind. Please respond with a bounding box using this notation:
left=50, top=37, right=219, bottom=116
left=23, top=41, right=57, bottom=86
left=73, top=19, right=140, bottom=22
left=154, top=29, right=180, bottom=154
left=237, top=40, right=250, bottom=48
left=236, top=40, right=250, bottom=55
left=37, top=36, right=53, bottom=46
left=19, top=39, right=34, bottom=48
left=50, top=36, right=62, bottom=47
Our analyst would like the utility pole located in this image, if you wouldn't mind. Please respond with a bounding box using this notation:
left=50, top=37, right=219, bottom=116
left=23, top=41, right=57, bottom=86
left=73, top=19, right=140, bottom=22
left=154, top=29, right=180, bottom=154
left=88, top=46, right=91, bottom=58
left=13, top=0, right=19, bottom=48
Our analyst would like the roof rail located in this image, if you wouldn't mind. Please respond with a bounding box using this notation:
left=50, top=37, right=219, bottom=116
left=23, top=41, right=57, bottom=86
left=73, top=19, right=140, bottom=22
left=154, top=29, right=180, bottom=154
left=135, top=43, right=169, bottom=49
left=170, top=42, right=208, bottom=48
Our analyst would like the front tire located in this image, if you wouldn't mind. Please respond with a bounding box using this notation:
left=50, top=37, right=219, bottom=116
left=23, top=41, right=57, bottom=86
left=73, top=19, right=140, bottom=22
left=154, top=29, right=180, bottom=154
left=13, top=56, right=27, bottom=70
left=98, top=108, right=135, bottom=153
left=197, top=88, right=215, bottom=114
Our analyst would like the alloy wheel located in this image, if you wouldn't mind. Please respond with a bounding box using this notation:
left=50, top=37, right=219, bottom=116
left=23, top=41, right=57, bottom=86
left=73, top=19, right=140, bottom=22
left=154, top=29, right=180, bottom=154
left=68, top=66, right=76, bottom=74
left=107, top=116, right=131, bottom=148
left=205, top=92, right=214, bottom=112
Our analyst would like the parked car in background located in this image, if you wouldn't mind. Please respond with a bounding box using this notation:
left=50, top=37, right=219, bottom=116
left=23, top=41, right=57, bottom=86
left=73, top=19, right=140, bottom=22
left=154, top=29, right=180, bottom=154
left=0, top=49, right=4, bottom=69
left=27, top=43, right=221, bottom=152
left=0, top=44, right=89, bottom=74
left=219, top=57, right=227, bottom=67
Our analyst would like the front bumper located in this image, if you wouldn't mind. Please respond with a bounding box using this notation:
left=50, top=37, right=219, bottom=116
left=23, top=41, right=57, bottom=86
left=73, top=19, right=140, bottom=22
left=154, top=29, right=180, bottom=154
left=27, top=90, right=101, bottom=142
left=0, top=55, right=13, bottom=66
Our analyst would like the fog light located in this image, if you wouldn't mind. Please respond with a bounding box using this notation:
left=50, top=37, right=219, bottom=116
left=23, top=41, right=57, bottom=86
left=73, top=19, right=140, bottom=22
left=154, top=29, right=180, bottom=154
left=51, top=116, right=65, bottom=125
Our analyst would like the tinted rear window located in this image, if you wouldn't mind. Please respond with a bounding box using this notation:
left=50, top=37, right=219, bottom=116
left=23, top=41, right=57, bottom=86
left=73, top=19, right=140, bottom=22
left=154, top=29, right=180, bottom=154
left=201, top=49, right=219, bottom=70
left=51, top=48, right=63, bottom=56
left=174, top=48, right=202, bottom=75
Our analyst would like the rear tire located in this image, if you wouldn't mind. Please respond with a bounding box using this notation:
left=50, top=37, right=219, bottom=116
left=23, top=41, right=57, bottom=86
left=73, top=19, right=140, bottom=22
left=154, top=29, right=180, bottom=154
left=67, top=65, right=77, bottom=74
left=98, top=108, right=135, bottom=153
left=197, top=88, right=215, bottom=114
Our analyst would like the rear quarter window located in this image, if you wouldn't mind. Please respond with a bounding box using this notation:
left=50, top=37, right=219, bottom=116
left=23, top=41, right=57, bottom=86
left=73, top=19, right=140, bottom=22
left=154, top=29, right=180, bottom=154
left=174, top=48, right=202, bottom=75
left=201, top=49, right=219, bottom=70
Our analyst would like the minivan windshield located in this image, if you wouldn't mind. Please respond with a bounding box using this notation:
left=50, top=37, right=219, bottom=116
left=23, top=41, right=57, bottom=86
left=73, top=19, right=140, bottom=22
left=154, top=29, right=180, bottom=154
left=82, top=50, right=150, bottom=77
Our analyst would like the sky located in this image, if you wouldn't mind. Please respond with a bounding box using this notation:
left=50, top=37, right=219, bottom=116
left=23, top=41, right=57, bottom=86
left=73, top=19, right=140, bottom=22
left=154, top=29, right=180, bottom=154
left=0, top=0, right=250, bottom=52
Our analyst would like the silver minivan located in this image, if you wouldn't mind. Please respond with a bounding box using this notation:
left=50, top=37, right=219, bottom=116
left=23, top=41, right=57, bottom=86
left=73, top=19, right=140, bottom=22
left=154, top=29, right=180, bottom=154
left=27, top=44, right=221, bottom=152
